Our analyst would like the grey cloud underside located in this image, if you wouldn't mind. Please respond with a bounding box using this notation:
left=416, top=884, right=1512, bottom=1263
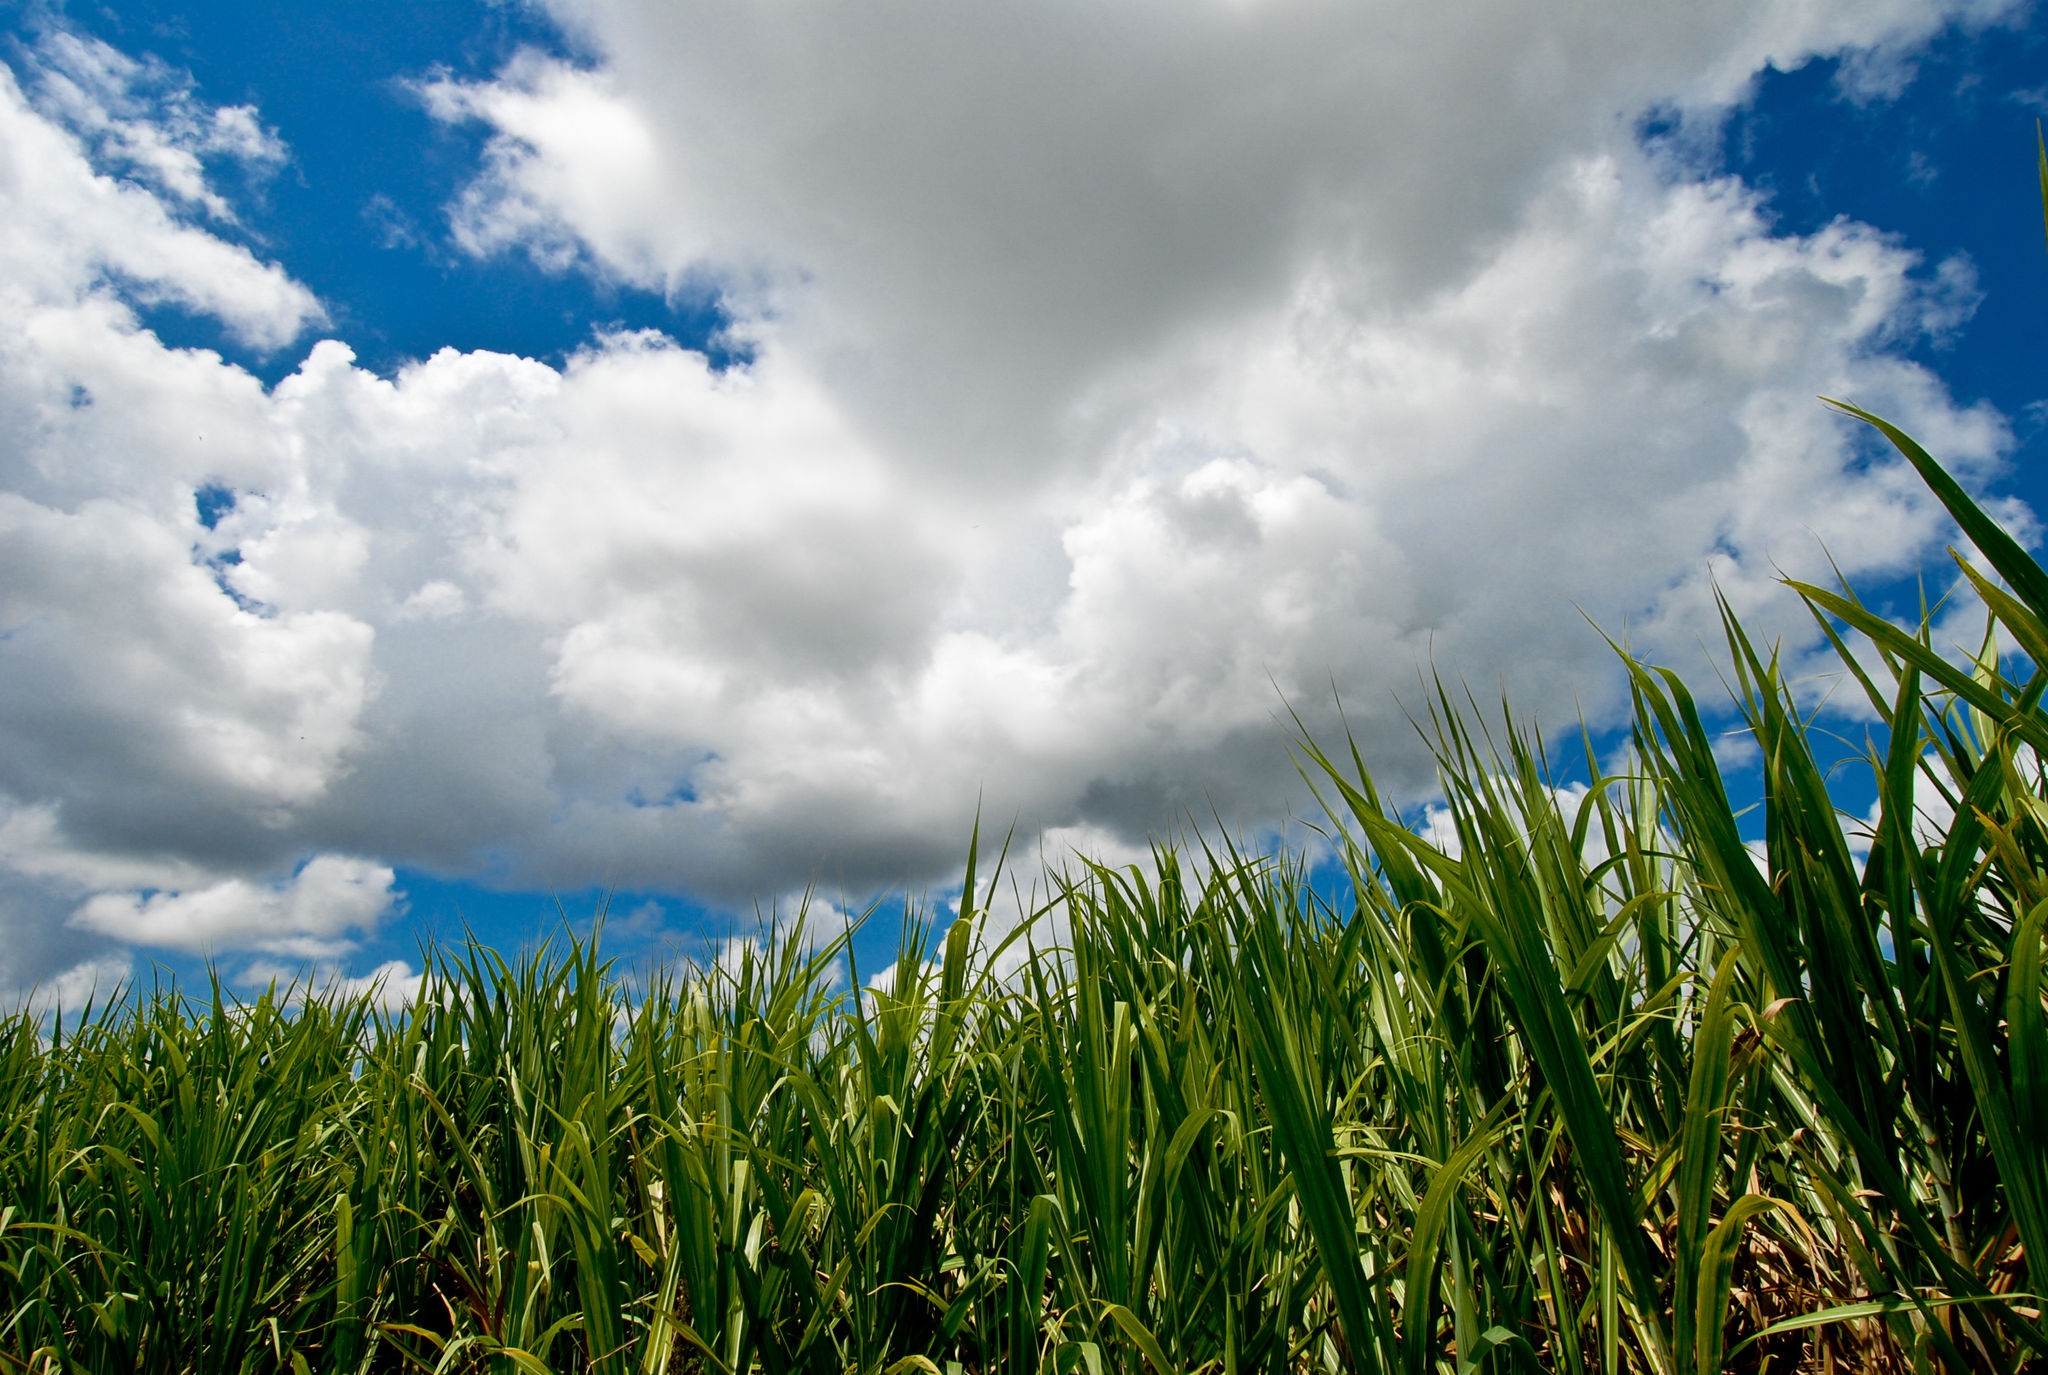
left=0, top=0, right=2028, bottom=993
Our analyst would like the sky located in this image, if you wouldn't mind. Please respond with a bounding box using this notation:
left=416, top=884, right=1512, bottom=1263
left=0, top=0, right=2043, bottom=1003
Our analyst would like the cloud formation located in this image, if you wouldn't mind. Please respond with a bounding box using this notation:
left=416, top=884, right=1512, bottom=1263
left=72, top=855, right=396, bottom=958
left=0, top=1, right=2027, bottom=995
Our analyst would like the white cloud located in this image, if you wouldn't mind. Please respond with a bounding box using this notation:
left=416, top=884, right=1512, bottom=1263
left=0, top=51, right=319, bottom=350
left=0, top=4, right=2032, bottom=986
left=396, top=579, right=467, bottom=621
left=0, top=495, right=377, bottom=816
left=429, top=0, right=2015, bottom=479
left=70, top=854, right=399, bottom=956
left=24, top=31, right=288, bottom=221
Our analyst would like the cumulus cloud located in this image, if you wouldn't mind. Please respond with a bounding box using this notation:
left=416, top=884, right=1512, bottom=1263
left=0, top=1, right=2031, bottom=987
left=428, top=0, right=2013, bottom=480
left=71, top=854, right=398, bottom=957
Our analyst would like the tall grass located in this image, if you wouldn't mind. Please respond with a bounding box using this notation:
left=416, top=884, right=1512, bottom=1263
left=4, top=410, right=2046, bottom=1373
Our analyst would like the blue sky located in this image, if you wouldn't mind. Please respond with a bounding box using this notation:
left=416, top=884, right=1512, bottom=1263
left=0, top=0, right=2042, bottom=999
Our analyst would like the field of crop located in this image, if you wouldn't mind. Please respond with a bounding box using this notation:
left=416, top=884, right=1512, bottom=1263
left=3, top=398, right=2045, bottom=1374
